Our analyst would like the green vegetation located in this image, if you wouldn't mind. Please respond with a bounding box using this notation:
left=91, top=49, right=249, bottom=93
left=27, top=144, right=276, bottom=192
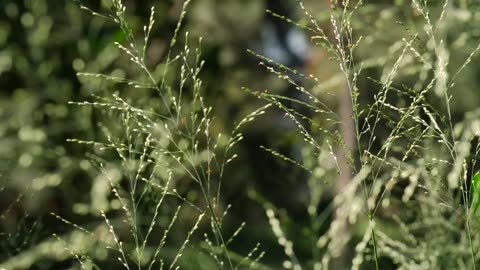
left=1, top=0, right=480, bottom=269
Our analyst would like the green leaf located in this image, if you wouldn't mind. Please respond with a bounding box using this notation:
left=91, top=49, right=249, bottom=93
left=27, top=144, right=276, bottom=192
left=472, top=172, right=480, bottom=214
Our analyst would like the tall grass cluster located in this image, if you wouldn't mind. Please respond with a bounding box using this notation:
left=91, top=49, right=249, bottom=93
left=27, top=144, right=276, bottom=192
left=1, top=0, right=480, bottom=269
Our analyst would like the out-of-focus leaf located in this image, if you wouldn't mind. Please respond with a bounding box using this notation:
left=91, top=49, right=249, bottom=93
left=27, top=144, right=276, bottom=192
left=472, top=172, right=480, bottom=214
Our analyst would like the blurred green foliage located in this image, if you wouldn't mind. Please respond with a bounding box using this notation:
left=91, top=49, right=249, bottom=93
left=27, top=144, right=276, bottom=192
left=1, top=0, right=480, bottom=269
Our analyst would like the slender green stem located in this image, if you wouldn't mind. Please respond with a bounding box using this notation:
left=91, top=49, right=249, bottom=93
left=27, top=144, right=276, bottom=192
left=466, top=218, right=477, bottom=270
left=370, top=222, right=380, bottom=270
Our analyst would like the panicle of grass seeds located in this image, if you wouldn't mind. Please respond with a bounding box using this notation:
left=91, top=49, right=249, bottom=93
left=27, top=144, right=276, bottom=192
left=132, top=134, right=152, bottom=194
left=363, top=40, right=413, bottom=149
left=375, top=230, right=429, bottom=270
left=74, top=0, right=118, bottom=22
left=142, top=6, right=155, bottom=61
left=53, top=233, right=89, bottom=269
left=448, top=132, right=474, bottom=189
left=225, top=222, right=246, bottom=246
left=448, top=42, right=480, bottom=89
left=260, top=146, right=312, bottom=173
left=169, top=213, right=205, bottom=270
left=232, top=242, right=264, bottom=270
left=101, top=210, right=130, bottom=270
left=147, top=205, right=182, bottom=270
left=204, top=235, right=220, bottom=264
left=139, top=170, right=172, bottom=256
left=51, top=213, right=95, bottom=238
left=248, top=249, right=266, bottom=270
left=265, top=208, right=302, bottom=270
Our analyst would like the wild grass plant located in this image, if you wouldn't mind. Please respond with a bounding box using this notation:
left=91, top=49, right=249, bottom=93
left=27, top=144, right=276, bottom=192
left=1, top=0, right=480, bottom=269
left=245, top=0, right=480, bottom=269
left=52, top=0, right=268, bottom=269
